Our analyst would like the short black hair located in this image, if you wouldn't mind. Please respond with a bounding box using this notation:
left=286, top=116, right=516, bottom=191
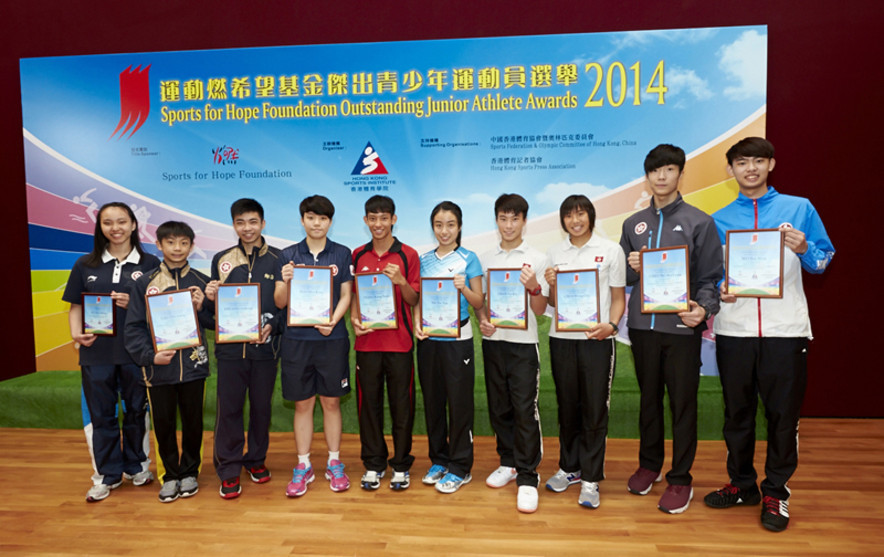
left=230, top=198, right=264, bottom=220
left=559, top=194, right=596, bottom=234
left=156, top=221, right=195, bottom=242
left=644, top=144, right=686, bottom=174
left=300, top=195, right=335, bottom=218
left=726, top=137, right=775, bottom=164
left=494, top=193, right=529, bottom=219
left=364, top=195, right=395, bottom=216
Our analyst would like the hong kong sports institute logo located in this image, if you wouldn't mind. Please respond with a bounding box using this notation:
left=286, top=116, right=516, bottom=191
left=351, top=142, right=388, bottom=175
left=109, top=64, right=151, bottom=140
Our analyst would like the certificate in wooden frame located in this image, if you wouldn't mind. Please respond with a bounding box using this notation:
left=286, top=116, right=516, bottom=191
left=215, top=283, right=262, bottom=344
left=486, top=268, right=528, bottom=330
left=639, top=245, right=690, bottom=314
left=81, top=293, right=115, bottom=336
left=354, top=272, right=398, bottom=330
left=145, top=289, right=202, bottom=352
left=553, top=268, right=601, bottom=332
left=287, top=265, right=334, bottom=327
left=420, top=277, right=461, bottom=338
left=725, top=228, right=784, bottom=298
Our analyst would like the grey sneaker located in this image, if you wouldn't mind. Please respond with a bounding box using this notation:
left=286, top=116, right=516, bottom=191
left=158, top=480, right=180, bottom=503
left=546, top=469, right=581, bottom=493
left=179, top=476, right=199, bottom=498
left=578, top=481, right=600, bottom=509
left=124, top=470, right=154, bottom=486
left=85, top=481, right=121, bottom=503
left=435, top=473, right=471, bottom=494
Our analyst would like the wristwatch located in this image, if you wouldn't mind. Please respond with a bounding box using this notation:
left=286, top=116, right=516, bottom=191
left=608, top=321, right=619, bottom=335
left=529, top=285, right=542, bottom=296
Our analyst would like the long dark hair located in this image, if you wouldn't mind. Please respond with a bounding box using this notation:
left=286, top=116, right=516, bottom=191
left=430, top=201, right=463, bottom=248
left=84, top=202, right=145, bottom=267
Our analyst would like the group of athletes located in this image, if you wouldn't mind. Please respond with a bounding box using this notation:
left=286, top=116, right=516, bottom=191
left=64, top=137, right=833, bottom=532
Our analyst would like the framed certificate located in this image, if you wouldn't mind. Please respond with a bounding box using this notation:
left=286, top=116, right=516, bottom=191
left=287, top=266, right=334, bottom=327
left=355, top=272, right=398, bottom=330
left=145, top=289, right=202, bottom=352
left=640, top=246, right=690, bottom=313
left=420, top=277, right=461, bottom=338
left=215, top=283, right=261, bottom=344
left=725, top=229, right=784, bottom=298
left=554, top=269, right=600, bottom=332
left=82, top=293, right=115, bottom=336
left=486, top=268, right=528, bottom=330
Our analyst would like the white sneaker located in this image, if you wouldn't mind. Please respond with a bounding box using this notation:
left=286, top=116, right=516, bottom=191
left=517, top=485, right=538, bottom=513
left=485, top=466, right=517, bottom=488
left=85, top=481, right=121, bottom=502
left=124, top=470, right=154, bottom=486
left=578, top=481, right=600, bottom=509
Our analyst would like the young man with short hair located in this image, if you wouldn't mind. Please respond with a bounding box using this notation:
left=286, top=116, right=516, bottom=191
left=274, top=195, right=354, bottom=497
left=478, top=193, right=548, bottom=514
left=125, top=221, right=213, bottom=503
left=204, top=199, right=282, bottom=499
left=705, top=137, right=834, bottom=532
left=350, top=195, right=420, bottom=491
left=619, top=144, right=722, bottom=514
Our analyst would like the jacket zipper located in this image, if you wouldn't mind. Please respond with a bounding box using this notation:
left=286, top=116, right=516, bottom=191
left=754, top=200, right=762, bottom=337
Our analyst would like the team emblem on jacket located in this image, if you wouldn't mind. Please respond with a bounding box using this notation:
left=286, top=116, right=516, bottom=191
left=779, top=222, right=793, bottom=229
left=147, top=286, right=159, bottom=295
left=330, top=264, right=339, bottom=276
left=131, top=271, right=143, bottom=280
left=634, top=222, right=647, bottom=235
left=220, top=261, right=232, bottom=273
left=595, top=256, right=604, bottom=262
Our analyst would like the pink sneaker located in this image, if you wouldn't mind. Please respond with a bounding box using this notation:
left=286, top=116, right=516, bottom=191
left=285, top=464, right=314, bottom=497
left=325, top=459, right=351, bottom=492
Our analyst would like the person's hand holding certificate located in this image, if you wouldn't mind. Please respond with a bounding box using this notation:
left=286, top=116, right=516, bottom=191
left=146, top=289, right=202, bottom=351
left=355, top=272, right=398, bottom=330
left=640, top=246, right=690, bottom=313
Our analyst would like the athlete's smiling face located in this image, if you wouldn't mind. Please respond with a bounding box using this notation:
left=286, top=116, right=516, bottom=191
left=432, top=210, right=460, bottom=252
left=364, top=211, right=396, bottom=241
left=233, top=211, right=265, bottom=250
left=99, top=206, right=136, bottom=250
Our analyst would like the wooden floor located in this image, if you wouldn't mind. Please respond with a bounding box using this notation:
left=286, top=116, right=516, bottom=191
left=1, top=419, right=882, bottom=556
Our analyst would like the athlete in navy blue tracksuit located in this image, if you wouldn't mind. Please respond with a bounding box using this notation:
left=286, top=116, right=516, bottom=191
left=64, top=202, right=159, bottom=502
left=203, top=199, right=283, bottom=499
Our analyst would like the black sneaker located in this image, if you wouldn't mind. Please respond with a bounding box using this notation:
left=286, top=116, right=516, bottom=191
left=761, top=496, right=790, bottom=532
left=704, top=483, right=761, bottom=508
left=248, top=465, right=271, bottom=484
left=220, top=477, right=242, bottom=499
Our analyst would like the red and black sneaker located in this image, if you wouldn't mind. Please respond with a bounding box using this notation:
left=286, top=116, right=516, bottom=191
left=761, top=496, right=790, bottom=532
left=219, top=477, right=242, bottom=499
left=704, top=483, right=761, bottom=508
left=249, top=465, right=272, bottom=484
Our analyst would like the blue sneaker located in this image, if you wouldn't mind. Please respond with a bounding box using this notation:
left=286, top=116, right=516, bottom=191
left=422, top=464, right=448, bottom=485
left=435, top=472, right=472, bottom=494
